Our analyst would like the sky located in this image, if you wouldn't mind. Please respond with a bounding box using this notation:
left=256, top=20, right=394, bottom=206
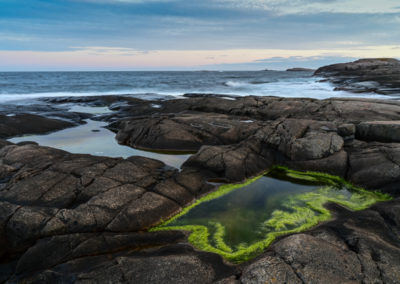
left=0, top=0, right=400, bottom=70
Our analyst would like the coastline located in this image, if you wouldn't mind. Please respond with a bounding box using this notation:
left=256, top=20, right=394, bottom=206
left=1, top=59, right=400, bottom=283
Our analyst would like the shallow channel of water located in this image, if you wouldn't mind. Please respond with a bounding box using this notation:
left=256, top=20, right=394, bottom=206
left=153, top=167, right=390, bottom=263
left=9, top=119, right=191, bottom=169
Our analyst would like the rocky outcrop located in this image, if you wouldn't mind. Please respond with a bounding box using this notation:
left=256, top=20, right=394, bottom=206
left=241, top=201, right=400, bottom=284
left=0, top=114, right=77, bottom=139
left=112, top=96, right=400, bottom=190
left=286, top=67, right=315, bottom=72
left=314, top=58, right=400, bottom=94
left=0, top=141, right=236, bottom=283
left=116, top=113, right=261, bottom=152
left=356, top=121, right=400, bottom=142
left=2, top=93, right=400, bottom=283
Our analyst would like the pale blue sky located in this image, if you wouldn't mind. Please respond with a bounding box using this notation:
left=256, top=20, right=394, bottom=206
left=0, top=0, right=399, bottom=70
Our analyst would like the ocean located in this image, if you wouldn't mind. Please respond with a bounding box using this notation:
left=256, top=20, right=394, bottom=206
left=0, top=70, right=395, bottom=103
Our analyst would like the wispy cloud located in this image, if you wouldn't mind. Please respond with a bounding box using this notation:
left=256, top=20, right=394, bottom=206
left=0, top=45, right=399, bottom=71
left=1, top=0, right=400, bottom=70
left=72, top=0, right=178, bottom=3
left=215, top=0, right=400, bottom=14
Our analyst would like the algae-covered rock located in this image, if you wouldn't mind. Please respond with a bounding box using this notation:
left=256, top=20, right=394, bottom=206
left=2, top=92, right=400, bottom=283
left=153, top=167, right=390, bottom=263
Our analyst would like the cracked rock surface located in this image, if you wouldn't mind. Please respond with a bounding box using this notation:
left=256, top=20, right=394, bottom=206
left=113, top=96, right=400, bottom=191
left=1, top=93, right=400, bottom=283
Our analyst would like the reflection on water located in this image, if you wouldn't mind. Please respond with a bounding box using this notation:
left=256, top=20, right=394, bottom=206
left=156, top=167, right=389, bottom=262
left=9, top=119, right=191, bottom=169
left=67, top=105, right=114, bottom=114
left=164, top=174, right=320, bottom=248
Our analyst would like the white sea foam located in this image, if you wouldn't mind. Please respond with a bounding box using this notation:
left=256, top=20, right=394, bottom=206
left=0, top=90, right=182, bottom=103
left=0, top=72, right=398, bottom=103
left=224, top=80, right=252, bottom=88
left=220, top=77, right=396, bottom=100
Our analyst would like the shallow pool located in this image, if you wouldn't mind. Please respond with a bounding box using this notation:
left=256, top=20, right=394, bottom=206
left=9, top=119, right=191, bottom=169
left=153, top=167, right=390, bottom=262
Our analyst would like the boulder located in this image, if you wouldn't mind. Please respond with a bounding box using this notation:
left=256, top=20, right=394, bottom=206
left=0, top=114, right=76, bottom=139
left=357, top=121, right=400, bottom=142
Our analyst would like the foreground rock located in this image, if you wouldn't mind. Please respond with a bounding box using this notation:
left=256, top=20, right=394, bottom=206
left=1, top=93, right=400, bottom=282
left=242, top=200, right=400, bottom=284
left=314, top=58, right=400, bottom=95
left=0, top=142, right=235, bottom=283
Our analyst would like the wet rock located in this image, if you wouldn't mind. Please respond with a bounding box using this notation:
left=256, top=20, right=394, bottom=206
left=271, top=234, right=362, bottom=284
left=286, top=150, right=348, bottom=177
left=153, top=179, right=195, bottom=206
left=0, top=139, right=12, bottom=149
left=213, top=276, right=240, bottom=284
left=0, top=143, right=203, bottom=258
left=347, top=141, right=400, bottom=192
left=184, top=119, right=345, bottom=181
left=357, top=121, right=400, bottom=142
left=338, top=123, right=356, bottom=139
left=240, top=256, right=302, bottom=284
left=315, top=58, right=400, bottom=94
left=106, top=191, right=180, bottom=232
left=14, top=244, right=235, bottom=284
left=286, top=67, right=315, bottom=72
left=0, top=114, right=76, bottom=139
left=290, top=131, right=344, bottom=160
left=15, top=231, right=187, bottom=276
left=2, top=93, right=400, bottom=283
left=116, top=113, right=261, bottom=151
left=183, top=141, right=275, bottom=181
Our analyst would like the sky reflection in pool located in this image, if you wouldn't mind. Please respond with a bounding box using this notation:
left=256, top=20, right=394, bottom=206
left=155, top=167, right=389, bottom=262
left=9, top=119, right=191, bottom=169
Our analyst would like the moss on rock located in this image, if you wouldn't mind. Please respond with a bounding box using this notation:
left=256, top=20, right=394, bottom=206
left=152, top=166, right=391, bottom=263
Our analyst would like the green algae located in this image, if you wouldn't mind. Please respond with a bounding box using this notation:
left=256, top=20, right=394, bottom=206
left=151, top=166, right=391, bottom=263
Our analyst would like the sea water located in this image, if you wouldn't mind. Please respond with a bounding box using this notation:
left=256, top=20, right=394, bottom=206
left=0, top=70, right=396, bottom=103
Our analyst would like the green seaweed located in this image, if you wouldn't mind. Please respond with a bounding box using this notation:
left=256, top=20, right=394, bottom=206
left=151, top=166, right=391, bottom=263
left=155, top=175, right=263, bottom=227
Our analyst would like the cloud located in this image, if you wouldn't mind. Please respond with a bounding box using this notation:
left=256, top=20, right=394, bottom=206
left=0, top=45, right=399, bottom=71
left=72, top=0, right=177, bottom=3
left=215, top=0, right=400, bottom=15
left=201, top=55, right=359, bottom=70
left=1, top=0, right=400, bottom=70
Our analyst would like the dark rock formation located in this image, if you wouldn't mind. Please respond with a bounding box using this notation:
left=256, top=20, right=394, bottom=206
left=116, top=113, right=262, bottom=152
left=314, top=58, right=400, bottom=94
left=0, top=142, right=234, bottom=283
left=1, top=92, right=400, bottom=283
left=113, top=96, right=400, bottom=191
left=241, top=201, right=400, bottom=284
left=0, top=114, right=76, bottom=139
left=286, top=67, right=315, bottom=72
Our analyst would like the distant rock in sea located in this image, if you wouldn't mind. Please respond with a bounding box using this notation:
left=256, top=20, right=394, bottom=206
left=286, top=67, right=315, bottom=72
left=314, top=58, right=400, bottom=95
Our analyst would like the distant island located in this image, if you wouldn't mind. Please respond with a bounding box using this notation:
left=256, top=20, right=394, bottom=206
left=286, top=67, right=315, bottom=72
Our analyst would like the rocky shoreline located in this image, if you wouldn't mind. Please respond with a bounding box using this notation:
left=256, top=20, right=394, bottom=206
left=314, top=58, right=400, bottom=95
left=1, top=59, right=400, bottom=283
